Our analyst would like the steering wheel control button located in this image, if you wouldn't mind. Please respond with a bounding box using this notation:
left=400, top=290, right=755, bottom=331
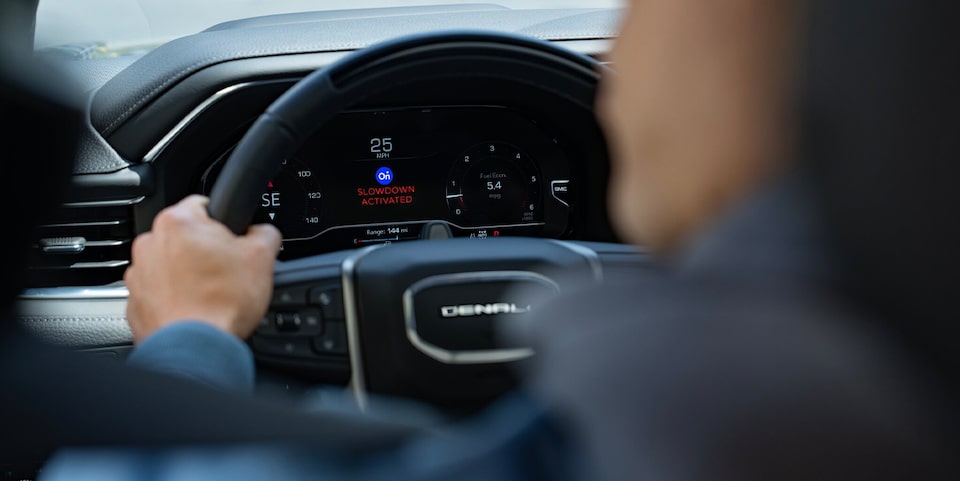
left=256, top=312, right=276, bottom=334
left=272, top=285, right=308, bottom=306
left=274, top=312, right=302, bottom=332
left=312, top=321, right=348, bottom=355
left=309, top=286, right=344, bottom=319
left=300, top=308, right=324, bottom=334
left=550, top=180, right=571, bottom=207
left=251, top=336, right=314, bottom=359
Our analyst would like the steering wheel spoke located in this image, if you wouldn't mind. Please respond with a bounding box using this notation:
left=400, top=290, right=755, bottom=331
left=252, top=239, right=647, bottom=410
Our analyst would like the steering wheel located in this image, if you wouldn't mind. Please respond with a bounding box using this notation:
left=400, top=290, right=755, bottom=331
left=207, top=31, right=643, bottom=411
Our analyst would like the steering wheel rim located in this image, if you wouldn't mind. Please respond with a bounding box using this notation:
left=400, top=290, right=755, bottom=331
left=208, top=30, right=607, bottom=234
left=206, top=30, right=627, bottom=410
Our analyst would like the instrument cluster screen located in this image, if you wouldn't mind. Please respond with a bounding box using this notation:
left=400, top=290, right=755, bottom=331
left=201, top=106, right=573, bottom=259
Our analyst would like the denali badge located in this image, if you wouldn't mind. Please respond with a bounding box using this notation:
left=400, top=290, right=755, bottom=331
left=439, top=303, right=531, bottom=318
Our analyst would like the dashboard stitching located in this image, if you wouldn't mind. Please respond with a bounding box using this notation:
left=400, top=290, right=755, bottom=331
left=104, top=47, right=365, bottom=135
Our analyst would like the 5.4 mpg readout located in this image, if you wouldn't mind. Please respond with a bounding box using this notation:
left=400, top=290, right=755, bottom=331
left=446, top=141, right=542, bottom=226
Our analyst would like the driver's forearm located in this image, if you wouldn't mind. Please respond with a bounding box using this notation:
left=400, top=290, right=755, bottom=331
left=126, top=321, right=255, bottom=394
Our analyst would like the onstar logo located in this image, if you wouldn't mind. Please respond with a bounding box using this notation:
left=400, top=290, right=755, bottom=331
left=376, top=167, right=393, bottom=185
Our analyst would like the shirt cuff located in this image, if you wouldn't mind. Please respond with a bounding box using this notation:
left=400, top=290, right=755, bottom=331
left=126, top=321, right=255, bottom=395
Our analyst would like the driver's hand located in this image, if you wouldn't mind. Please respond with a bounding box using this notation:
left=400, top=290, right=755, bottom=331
left=124, top=195, right=282, bottom=343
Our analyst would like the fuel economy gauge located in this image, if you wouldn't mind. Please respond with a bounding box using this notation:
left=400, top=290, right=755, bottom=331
left=445, top=141, right=542, bottom=227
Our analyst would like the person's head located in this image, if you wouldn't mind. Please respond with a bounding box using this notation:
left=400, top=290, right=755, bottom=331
left=597, top=0, right=802, bottom=253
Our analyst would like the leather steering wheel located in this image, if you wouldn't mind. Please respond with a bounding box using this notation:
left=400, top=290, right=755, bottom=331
left=206, top=30, right=642, bottom=410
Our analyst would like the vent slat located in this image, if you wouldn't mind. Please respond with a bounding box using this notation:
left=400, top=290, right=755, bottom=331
left=26, top=198, right=140, bottom=288
left=31, top=260, right=132, bottom=270
left=41, top=220, right=127, bottom=228
left=84, top=239, right=129, bottom=248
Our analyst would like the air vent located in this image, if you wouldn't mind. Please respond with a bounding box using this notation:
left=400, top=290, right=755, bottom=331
left=26, top=197, right=142, bottom=288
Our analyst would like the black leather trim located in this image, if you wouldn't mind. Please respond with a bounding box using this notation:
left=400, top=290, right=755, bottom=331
left=74, top=114, right=133, bottom=174
left=60, top=56, right=141, bottom=96
left=90, top=8, right=622, bottom=138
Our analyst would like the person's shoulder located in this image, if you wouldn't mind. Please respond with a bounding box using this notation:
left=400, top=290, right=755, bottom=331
left=516, top=272, right=959, bottom=480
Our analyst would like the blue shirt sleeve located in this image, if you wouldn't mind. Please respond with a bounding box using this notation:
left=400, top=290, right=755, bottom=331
left=125, top=321, right=255, bottom=394
left=38, top=391, right=582, bottom=481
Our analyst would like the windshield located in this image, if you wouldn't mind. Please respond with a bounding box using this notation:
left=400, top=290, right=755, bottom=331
left=36, top=0, right=623, bottom=54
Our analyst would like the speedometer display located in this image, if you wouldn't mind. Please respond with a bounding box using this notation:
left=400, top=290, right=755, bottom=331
left=200, top=106, right=573, bottom=258
left=252, top=156, right=323, bottom=240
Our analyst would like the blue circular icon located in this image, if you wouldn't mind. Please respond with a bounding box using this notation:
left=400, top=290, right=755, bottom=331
left=376, top=167, right=393, bottom=185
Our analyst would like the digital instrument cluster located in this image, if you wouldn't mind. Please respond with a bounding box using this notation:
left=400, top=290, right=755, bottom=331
left=200, top=106, right=574, bottom=259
